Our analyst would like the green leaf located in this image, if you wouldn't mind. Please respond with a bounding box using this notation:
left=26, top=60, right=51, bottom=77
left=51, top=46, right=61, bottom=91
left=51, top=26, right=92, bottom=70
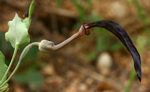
left=14, top=68, right=43, bottom=89
left=0, top=51, right=8, bottom=83
left=29, top=0, right=35, bottom=19
left=0, top=51, right=9, bottom=92
left=5, top=13, right=30, bottom=48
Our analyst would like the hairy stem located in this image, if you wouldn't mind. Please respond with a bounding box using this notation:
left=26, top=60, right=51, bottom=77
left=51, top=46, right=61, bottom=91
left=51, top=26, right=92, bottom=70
left=39, top=25, right=89, bottom=51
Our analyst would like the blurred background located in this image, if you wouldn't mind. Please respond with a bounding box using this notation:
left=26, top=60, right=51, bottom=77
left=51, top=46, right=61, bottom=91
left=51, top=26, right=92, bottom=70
left=0, top=0, right=150, bottom=92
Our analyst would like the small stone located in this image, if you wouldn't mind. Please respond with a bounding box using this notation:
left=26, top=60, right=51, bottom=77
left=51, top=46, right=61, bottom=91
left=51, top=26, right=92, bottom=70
left=97, top=52, right=113, bottom=76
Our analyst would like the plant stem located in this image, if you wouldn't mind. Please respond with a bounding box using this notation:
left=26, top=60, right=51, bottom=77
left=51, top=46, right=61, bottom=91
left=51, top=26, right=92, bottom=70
left=128, top=0, right=150, bottom=31
left=0, top=45, right=18, bottom=85
left=124, top=65, right=136, bottom=92
left=0, top=42, right=39, bottom=87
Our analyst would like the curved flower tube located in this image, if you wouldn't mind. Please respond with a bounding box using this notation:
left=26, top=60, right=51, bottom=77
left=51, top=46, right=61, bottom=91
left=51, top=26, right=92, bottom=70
left=84, top=20, right=141, bottom=81
left=38, top=20, right=141, bottom=81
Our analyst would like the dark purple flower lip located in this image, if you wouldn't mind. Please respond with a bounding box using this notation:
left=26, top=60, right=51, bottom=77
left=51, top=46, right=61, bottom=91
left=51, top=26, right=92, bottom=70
left=83, top=20, right=141, bottom=81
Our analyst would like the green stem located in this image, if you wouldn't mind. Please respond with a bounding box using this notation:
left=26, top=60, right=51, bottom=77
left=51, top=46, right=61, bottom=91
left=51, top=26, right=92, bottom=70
left=124, top=66, right=136, bottom=92
left=0, top=45, right=18, bottom=84
left=0, top=42, right=39, bottom=87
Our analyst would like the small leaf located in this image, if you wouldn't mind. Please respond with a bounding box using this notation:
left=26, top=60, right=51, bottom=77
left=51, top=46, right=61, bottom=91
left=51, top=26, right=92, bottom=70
left=85, top=20, right=141, bottom=81
left=5, top=13, right=30, bottom=48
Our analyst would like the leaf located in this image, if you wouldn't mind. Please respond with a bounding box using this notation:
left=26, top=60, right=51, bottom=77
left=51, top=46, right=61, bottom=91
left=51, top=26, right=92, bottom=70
left=5, top=13, right=30, bottom=48
left=0, top=51, right=9, bottom=91
left=85, top=20, right=141, bottom=81
left=28, top=0, right=36, bottom=19
left=14, top=68, right=43, bottom=89
left=0, top=51, right=8, bottom=83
